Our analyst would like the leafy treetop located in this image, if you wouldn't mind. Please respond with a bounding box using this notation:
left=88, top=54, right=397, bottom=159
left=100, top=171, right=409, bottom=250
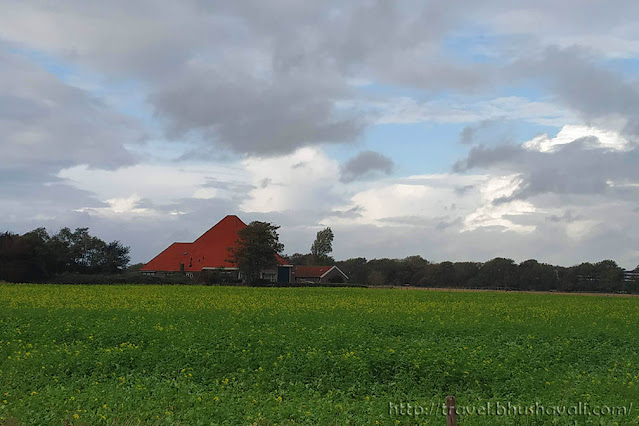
left=228, top=221, right=284, bottom=284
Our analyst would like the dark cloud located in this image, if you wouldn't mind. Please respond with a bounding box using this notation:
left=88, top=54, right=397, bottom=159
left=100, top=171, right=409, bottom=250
left=377, top=215, right=463, bottom=230
left=202, top=178, right=256, bottom=193
left=340, top=151, right=394, bottom=183
left=453, top=144, right=521, bottom=172
left=456, top=138, right=639, bottom=202
left=3, top=2, right=639, bottom=157
left=459, top=118, right=503, bottom=145
left=454, top=184, right=476, bottom=196
left=0, top=1, right=504, bottom=156
left=511, top=47, right=639, bottom=138
left=150, top=70, right=362, bottom=155
left=326, top=206, right=364, bottom=219
left=0, top=168, right=108, bottom=234
left=546, top=210, right=583, bottom=223
left=0, top=47, right=141, bottom=171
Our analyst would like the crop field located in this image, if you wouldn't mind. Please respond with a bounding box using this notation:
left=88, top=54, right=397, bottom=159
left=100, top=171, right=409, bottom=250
left=0, top=285, right=638, bottom=425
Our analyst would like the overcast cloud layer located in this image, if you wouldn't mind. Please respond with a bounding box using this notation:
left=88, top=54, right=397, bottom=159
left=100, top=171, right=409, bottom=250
left=1, top=1, right=638, bottom=268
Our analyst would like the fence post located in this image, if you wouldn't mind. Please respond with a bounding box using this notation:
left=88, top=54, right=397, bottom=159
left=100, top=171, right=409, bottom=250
left=446, top=395, right=457, bottom=426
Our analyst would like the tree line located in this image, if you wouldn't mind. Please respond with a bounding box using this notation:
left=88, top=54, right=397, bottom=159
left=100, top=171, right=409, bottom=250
left=327, top=257, right=638, bottom=293
left=287, top=227, right=638, bottom=293
left=0, top=227, right=130, bottom=282
left=1, top=223, right=638, bottom=293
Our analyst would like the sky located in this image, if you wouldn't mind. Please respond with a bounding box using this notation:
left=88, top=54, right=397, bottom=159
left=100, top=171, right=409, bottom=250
left=1, top=1, right=639, bottom=268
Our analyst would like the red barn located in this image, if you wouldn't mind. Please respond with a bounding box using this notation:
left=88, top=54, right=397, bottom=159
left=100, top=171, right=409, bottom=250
left=140, top=215, right=292, bottom=282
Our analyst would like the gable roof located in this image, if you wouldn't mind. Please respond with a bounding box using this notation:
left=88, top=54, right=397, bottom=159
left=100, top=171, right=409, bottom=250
left=294, top=265, right=349, bottom=279
left=141, top=215, right=288, bottom=272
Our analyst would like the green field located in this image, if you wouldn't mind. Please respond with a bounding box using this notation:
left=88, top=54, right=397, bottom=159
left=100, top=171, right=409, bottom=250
left=0, top=285, right=638, bottom=425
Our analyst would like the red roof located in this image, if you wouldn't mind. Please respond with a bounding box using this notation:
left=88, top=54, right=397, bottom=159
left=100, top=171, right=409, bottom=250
left=293, top=266, right=335, bottom=278
left=141, top=215, right=287, bottom=272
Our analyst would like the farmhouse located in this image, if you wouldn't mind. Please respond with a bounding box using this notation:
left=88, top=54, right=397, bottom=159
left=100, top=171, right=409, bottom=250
left=140, top=215, right=293, bottom=283
left=293, top=265, right=349, bottom=284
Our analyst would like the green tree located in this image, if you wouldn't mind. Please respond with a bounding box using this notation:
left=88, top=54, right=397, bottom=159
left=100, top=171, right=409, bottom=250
left=101, top=240, right=131, bottom=273
left=286, top=252, right=314, bottom=265
left=517, top=259, right=558, bottom=291
left=0, top=227, right=131, bottom=281
left=402, top=255, right=429, bottom=285
left=229, top=221, right=284, bottom=284
left=594, top=260, right=624, bottom=292
left=474, top=258, right=517, bottom=289
left=310, top=227, right=334, bottom=264
left=47, top=227, right=129, bottom=274
left=426, top=261, right=455, bottom=287
left=336, top=257, right=368, bottom=284
left=452, top=262, right=481, bottom=288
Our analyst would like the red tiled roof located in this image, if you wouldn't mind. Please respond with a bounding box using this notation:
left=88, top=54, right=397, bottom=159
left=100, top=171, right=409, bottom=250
left=141, top=215, right=288, bottom=272
left=293, top=265, right=335, bottom=278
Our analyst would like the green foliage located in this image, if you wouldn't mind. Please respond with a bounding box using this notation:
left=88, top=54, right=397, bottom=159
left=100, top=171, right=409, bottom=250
left=334, top=256, right=630, bottom=292
left=310, top=227, right=334, bottom=265
left=228, top=221, right=284, bottom=284
left=196, top=268, right=241, bottom=286
left=336, top=257, right=368, bottom=283
left=0, top=285, right=637, bottom=424
left=48, top=272, right=193, bottom=285
left=286, top=252, right=315, bottom=266
left=0, top=228, right=130, bottom=282
left=517, top=259, right=558, bottom=291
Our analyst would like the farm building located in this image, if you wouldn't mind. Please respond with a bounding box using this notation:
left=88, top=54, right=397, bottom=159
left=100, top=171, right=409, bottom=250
left=624, top=269, right=639, bottom=283
left=140, top=215, right=293, bottom=282
left=293, top=265, right=349, bottom=284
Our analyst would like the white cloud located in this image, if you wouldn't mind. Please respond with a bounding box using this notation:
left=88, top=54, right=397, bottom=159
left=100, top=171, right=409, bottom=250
left=342, top=174, right=480, bottom=225
left=329, top=172, right=538, bottom=234
left=75, top=194, right=154, bottom=218
left=58, top=163, right=247, bottom=206
left=459, top=175, right=536, bottom=233
left=240, top=147, right=343, bottom=213
left=523, top=125, right=631, bottom=152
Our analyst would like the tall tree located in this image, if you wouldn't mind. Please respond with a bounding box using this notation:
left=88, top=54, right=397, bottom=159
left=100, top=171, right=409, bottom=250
left=101, top=240, right=131, bottom=273
left=229, top=221, right=284, bottom=284
left=310, top=227, right=334, bottom=264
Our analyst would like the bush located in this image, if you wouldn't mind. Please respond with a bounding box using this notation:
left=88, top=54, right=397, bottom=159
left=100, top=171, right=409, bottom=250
left=47, top=272, right=193, bottom=285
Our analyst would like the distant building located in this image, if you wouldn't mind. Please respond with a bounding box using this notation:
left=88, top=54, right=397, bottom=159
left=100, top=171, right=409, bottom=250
left=140, top=215, right=292, bottom=282
left=624, top=269, right=639, bottom=283
left=293, top=265, right=349, bottom=284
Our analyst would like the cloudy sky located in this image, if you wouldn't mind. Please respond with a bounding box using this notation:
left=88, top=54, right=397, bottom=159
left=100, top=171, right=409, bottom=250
left=2, top=1, right=639, bottom=268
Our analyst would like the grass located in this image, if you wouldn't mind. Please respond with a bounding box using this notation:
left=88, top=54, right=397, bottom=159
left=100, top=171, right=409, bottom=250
left=0, top=284, right=638, bottom=425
